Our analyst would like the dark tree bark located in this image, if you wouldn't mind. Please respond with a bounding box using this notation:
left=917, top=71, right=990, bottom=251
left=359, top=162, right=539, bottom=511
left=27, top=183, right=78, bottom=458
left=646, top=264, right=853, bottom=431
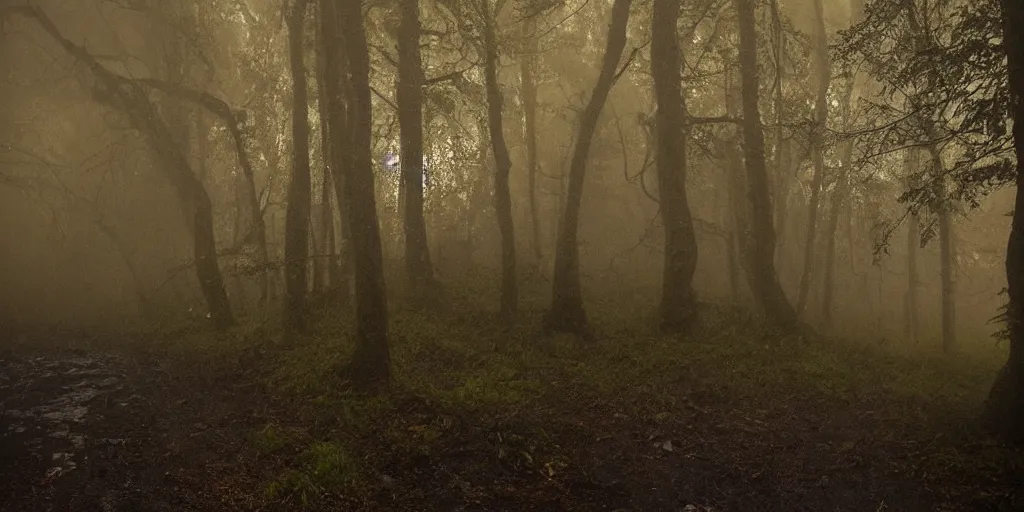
left=904, top=150, right=921, bottom=344
left=938, top=193, right=956, bottom=352
left=397, top=0, right=437, bottom=304
left=906, top=211, right=920, bottom=342
left=923, top=144, right=957, bottom=352
left=985, top=0, right=1024, bottom=441
left=315, top=161, right=333, bottom=291
left=313, top=26, right=329, bottom=296
left=723, top=65, right=752, bottom=304
left=481, top=0, right=518, bottom=321
left=651, top=0, right=698, bottom=332
left=521, top=17, right=543, bottom=266
left=318, top=0, right=352, bottom=308
left=132, top=78, right=270, bottom=306
left=283, top=0, right=313, bottom=333
left=734, top=0, right=798, bottom=327
left=820, top=159, right=849, bottom=328
left=795, top=0, right=829, bottom=316
left=314, top=23, right=332, bottom=294
left=545, top=0, right=632, bottom=335
left=769, top=0, right=790, bottom=251
left=337, top=0, right=390, bottom=388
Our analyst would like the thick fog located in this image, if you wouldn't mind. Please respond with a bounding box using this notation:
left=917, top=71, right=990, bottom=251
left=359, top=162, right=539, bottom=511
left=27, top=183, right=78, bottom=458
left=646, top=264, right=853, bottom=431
left=0, top=0, right=1012, bottom=352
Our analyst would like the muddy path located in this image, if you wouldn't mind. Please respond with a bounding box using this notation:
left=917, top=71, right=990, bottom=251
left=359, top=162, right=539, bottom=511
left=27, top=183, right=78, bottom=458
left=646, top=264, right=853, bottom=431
left=0, top=349, right=271, bottom=511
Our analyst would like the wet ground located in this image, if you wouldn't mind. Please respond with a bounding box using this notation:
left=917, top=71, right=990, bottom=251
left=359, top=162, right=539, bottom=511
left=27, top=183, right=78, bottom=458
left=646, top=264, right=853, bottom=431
left=0, top=350, right=269, bottom=512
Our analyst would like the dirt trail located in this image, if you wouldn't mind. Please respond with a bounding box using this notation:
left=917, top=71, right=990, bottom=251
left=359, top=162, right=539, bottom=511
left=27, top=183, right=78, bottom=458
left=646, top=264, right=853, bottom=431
left=0, top=350, right=268, bottom=512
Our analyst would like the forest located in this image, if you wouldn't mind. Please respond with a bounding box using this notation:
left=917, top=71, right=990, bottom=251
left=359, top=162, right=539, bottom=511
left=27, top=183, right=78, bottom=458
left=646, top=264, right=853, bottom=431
left=1, top=0, right=1023, bottom=509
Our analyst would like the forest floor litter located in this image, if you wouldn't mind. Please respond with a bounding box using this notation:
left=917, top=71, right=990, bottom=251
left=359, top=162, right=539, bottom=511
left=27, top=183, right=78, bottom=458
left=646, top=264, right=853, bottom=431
left=2, top=297, right=1023, bottom=511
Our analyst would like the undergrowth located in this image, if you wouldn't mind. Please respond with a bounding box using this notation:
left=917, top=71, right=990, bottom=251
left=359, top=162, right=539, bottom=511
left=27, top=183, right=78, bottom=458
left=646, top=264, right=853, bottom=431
left=41, top=279, right=1020, bottom=510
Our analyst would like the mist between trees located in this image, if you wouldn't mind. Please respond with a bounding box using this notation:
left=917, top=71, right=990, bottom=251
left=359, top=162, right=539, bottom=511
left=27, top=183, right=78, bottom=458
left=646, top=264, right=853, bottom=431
left=1, top=0, right=1024, bottom=492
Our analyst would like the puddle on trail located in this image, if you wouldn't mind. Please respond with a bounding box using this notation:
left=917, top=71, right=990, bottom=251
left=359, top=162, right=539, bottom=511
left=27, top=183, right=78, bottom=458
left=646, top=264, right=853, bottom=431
left=1, top=355, right=126, bottom=484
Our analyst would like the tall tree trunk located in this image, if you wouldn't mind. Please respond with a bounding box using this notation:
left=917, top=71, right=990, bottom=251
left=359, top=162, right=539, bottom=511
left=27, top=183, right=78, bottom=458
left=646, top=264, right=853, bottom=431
left=398, top=0, right=437, bottom=304
left=651, top=0, right=697, bottom=332
left=921, top=144, right=956, bottom=352
left=985, top=0, right=1024, bottom=441
left=769, top=0, right=789, bottom=249
left=191, top=187, right=235, bottom=328
left=903, top=0, right=956, bottom=353
left=820, top=72, right=857, bottom=329
left=938, top=195, right=956, bottom=352
left=820, top=156, right=849, bottom=328
left=723, top=64, right=751, bottom=303
left=734, top=0, right=798, bottom=327
left=283, top=0, right=312, bottom=333
left=318, top=0, right=351, bottom=308
left=338, top=0, right=390, bottom=388
left=521, top=17, right=543, bottom=266
left=795, top=0, right=830, bottom=316
left=314, top=19, right=333, bottom=294
left=904, top=150, right=921, bottom=344
left=317, top=165, right=333, bottom=291
left=906, top=211, right=920, bottom=343
left=545, top=0, right=632, bottom=335
left=481, top=0, right=518, bottom=320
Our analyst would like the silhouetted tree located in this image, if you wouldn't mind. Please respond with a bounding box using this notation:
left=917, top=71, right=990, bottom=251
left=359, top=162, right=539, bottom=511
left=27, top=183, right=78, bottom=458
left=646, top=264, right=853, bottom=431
left=284, top=0, right=312, bottom=333
left=651, top=0, right=697, bottom=332
left=398, top=0, right=438, bottom=304
left=795, top=0, right=830, bottom=316
left=545, top=0, right=632, bottom=336
left=984, top=0, right=1024, bottom=442
left=480, top=0, right=518, bottom=321
left=520, top=16, right=543, bottom=267
left=733, top=0, right=798, bottom=328
left=318, top=0, right=352, bottom=308
left=337, top=0, right=390, bottom=388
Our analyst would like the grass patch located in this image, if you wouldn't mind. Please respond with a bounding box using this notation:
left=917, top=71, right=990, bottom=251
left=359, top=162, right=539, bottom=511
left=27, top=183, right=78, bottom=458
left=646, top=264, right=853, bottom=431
left=266, top=440, right=364, bottom=507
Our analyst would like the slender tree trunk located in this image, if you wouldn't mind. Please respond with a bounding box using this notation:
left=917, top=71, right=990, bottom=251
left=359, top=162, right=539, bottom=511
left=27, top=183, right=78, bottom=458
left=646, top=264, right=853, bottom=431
left=481, top=0, right=517, bottom=320
left=317, top=168, right=332, bottom=290
left=283, top=0, right=312, bottom=333
left=903, top=0, right=957, bottom=352
left=398, top=0, right=437, bottom=304
left=723, top=64, right=751, bottom=302
left=938, top=195, right=956, bottom=352
left=189, top=187, right=235, bottom=328
left=820, top=164, right=848, bottom=328
left=545, top=0, right=632, bottom=335
left=318, top=0, right=351, bottom=308
left=734, top=0, right=798, bottom=328
left=920, top=145, right=956, bottom=352
left=314, top=22, right=333, bottom=294
left=651, top=0, right=698, bottom=332
left=906, top=211, right=920, bottom=343
left=521, top=17, right=543, bottom=266
left=338, top=0, right=390, bottom=389
left=904, top=149, right=921, bottom=344
left=821, top=74, right=857, bottom=329
left=769, top=0, right=789, bottom=248
left=985, top=0, right=1024, bottom=441
left=795, top=0, right=829, bottom=316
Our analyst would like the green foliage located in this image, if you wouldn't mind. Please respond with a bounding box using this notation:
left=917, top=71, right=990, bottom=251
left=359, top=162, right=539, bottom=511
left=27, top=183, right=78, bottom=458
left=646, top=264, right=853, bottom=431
left=266, top=441, right=362, bottom=506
